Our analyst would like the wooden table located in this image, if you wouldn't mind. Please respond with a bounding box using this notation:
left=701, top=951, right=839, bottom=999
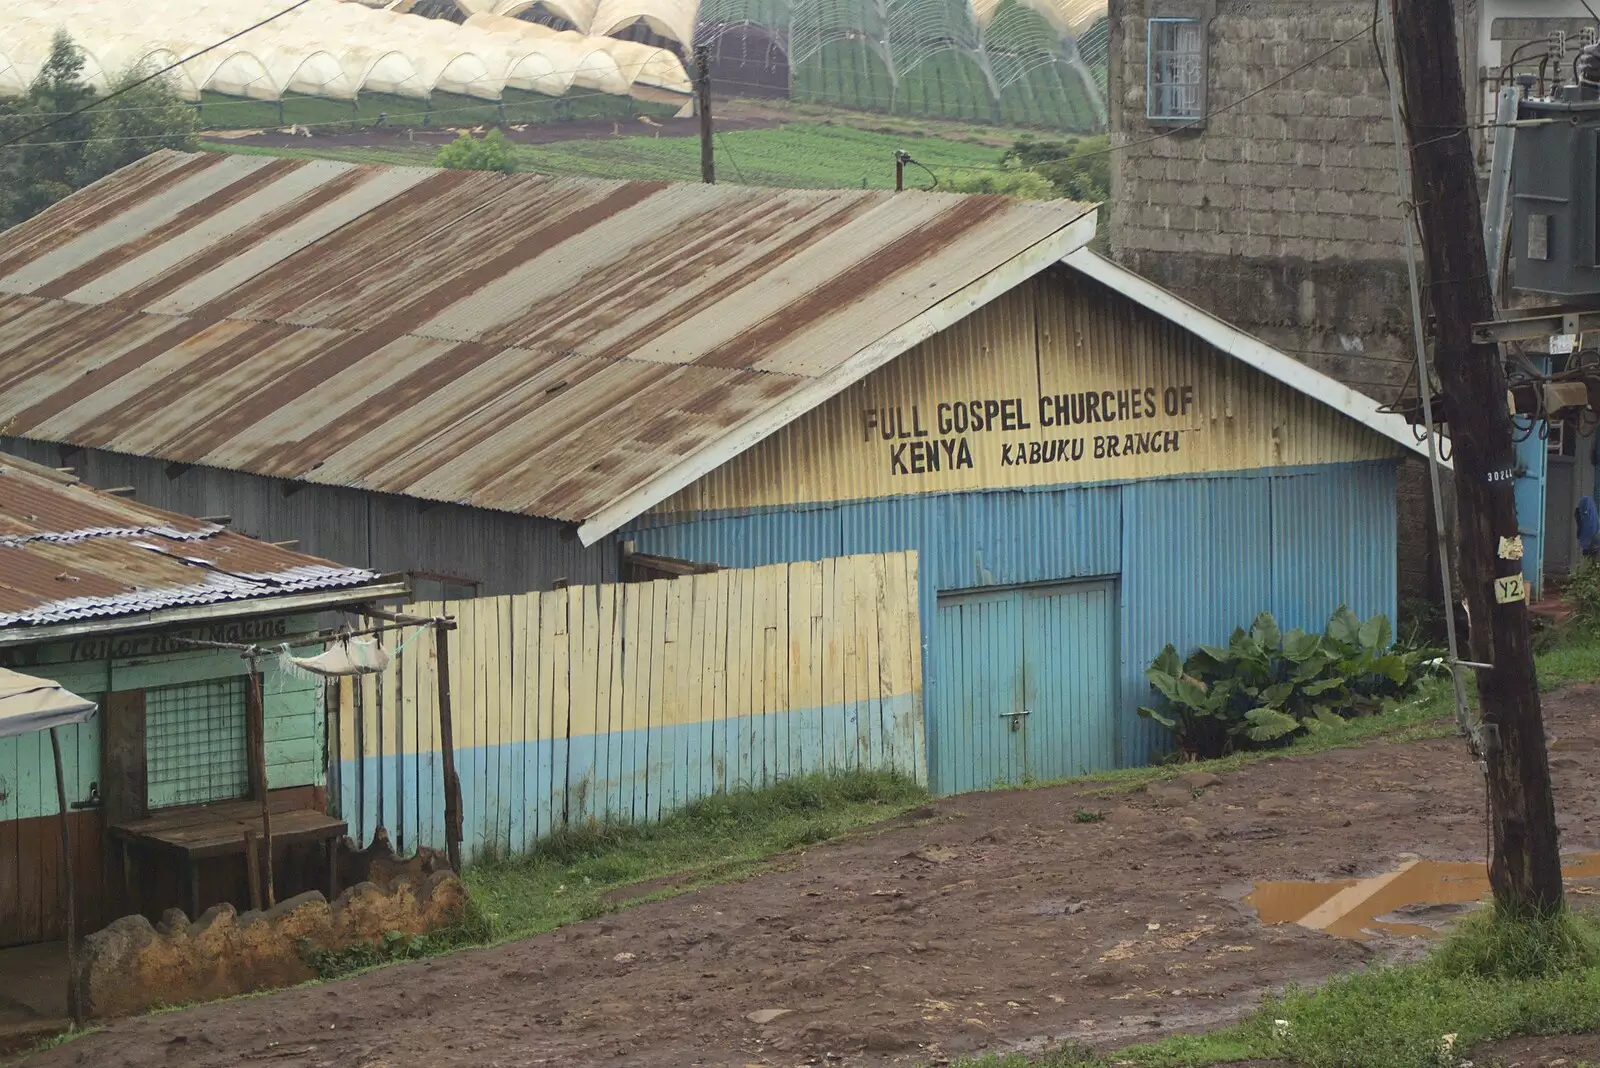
left=109, top=798, right=347, bottom=919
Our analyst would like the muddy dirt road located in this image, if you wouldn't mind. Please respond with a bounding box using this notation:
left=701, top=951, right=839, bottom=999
left=30, top=689, right=1600, bottom=1068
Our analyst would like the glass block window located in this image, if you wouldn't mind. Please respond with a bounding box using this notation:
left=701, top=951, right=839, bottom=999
left=146, top=677, right=249, bottom=808
left=1147, top=17, right=1205, bottom=121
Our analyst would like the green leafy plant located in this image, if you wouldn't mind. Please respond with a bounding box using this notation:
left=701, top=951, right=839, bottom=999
left=433, top=128, right=517, bottom=173
left=1073, top=809, right=1106, bottom=823
left=1565, top=558, right=1600, bottom=629
left=1138, top=607, right=1437, bottom=759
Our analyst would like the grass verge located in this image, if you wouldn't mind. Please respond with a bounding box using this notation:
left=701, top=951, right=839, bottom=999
left=306, top=769, right=926, bottom=978
left=954, top=909, right=1600, bottom=1068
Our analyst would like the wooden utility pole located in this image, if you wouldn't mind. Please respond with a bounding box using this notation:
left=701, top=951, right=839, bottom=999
left=695, top=46, right=714, bottom=184
left=1388, top=0, right=1564, bottom=915
left=434, top=622, right=464, bottom=875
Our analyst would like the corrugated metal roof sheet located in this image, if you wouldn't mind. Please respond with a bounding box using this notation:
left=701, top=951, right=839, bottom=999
left=0, top=152, right=1097, bottom=536
left=0, top=453, right=386, bottom=629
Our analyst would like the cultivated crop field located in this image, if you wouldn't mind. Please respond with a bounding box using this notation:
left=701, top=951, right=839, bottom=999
left=204, top=121, right=1019, bottom=190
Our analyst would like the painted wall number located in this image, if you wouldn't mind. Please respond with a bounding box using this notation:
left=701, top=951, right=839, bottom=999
left=1494, top=574, right=1528, bottom=604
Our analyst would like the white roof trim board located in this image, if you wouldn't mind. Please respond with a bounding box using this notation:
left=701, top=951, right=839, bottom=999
left=0, top=668, right=96, bottom=739
left=1062, top=247, right=1449, bottom=467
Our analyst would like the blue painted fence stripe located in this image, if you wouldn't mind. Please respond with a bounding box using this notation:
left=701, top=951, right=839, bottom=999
left=340, top=696, right=921, bottom=855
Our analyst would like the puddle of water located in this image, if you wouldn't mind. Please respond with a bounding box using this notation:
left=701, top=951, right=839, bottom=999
left=1247, top=853, right=1600, bottom=940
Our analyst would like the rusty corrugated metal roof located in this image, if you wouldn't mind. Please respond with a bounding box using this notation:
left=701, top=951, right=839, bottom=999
left=0, top=152, right=1097, bottom=540
left=0, top=453, right=388, bottom=629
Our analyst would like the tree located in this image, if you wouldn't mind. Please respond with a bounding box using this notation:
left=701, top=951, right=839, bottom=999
left=434, top=129, right=517, bottom=173
left=940, top=166, right=1059, bottom=199
left=79, top=67, right=198, bottom=184
left=1003, top=134, right=1110, bottom=202
left=0, top=32, right=198, bottom=231
left=1001, top=134, right=1111, bottom=249
left=0, top=31, right=94, bottom=228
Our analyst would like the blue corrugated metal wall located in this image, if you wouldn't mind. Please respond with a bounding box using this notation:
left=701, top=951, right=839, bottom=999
left=624, top=461, right=1398, bottom=791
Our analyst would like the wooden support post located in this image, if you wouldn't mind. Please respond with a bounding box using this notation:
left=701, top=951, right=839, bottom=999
left=435, top=622, right=464, bottom=875
left=1388, top=0, right=1565, bottom=915
left=50, top=728, right=81, bottom=1028
left=244, top=829, right=263, bottom=912
left=695, top=46, right=714, bottom=185
left=246, top=664, right=276, bottom=907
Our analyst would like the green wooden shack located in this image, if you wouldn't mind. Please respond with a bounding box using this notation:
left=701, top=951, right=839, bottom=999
left=0, top=454, right=406, bottom=948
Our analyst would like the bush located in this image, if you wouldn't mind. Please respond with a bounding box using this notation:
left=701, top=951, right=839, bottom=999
left=940, top=166, right=1060, bottom=199
left=1565, top=558, right=1600, bottom=628
left=434, top=128, right=517, bottom=173
left=1138, top=607, right=1438, bottom=759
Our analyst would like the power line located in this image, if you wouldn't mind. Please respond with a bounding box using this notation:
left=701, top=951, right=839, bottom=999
left=714, top=129, right=746, bottom=181
left=0, top=0, right=316, bottom=151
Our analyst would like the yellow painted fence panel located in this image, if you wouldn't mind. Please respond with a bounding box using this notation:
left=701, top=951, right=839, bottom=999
left=333, top=551, right=924, bottom=859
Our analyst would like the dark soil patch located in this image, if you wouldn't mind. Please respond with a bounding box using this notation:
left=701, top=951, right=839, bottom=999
left=209, top=114, right=778, bottom=151
left=26, top=688, right=1600, bottom=1068
left=1473, top=1031, right=1600, bottom=1065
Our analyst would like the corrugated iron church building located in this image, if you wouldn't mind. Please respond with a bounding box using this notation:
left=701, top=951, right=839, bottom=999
left=0, top=153, right=1436, bottom=796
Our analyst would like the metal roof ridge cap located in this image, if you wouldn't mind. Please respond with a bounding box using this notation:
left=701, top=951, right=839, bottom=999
left=572, top=207, right=1100, bottom=545
left=1061, top=247, right=1451, bottom=468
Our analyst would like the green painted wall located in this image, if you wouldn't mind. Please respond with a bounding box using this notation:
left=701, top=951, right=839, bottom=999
left=0, top=616, right=326, bottom=821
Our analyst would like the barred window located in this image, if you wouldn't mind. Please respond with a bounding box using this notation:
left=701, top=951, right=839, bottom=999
left=1147, top=17, right=1205, bottom=121
left=146, top=677, right=249, bottom=808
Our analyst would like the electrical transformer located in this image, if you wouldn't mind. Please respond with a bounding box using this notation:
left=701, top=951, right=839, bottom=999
left=1512, top=90, right=1600, bottom=297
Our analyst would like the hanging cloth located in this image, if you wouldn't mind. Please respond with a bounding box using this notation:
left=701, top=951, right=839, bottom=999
left=282, top=635, right=392, bottom=679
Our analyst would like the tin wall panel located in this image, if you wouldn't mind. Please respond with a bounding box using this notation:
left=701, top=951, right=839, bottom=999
left=1269, top=463, right=1398, bottom=629
left=628, top=460, right=1399, bottom=790
left=1118, top=474, right=1276, bottom=767
left=656, top=267, right=1402, bottom=515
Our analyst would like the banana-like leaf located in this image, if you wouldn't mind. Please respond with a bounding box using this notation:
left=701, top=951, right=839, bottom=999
left=1326, top=605, right=1362, bottom=648
left=1313, top=706, right=1346, bottom=729
left=1250, top=611, right=1282, bottom=651
left=1358, top=614, right=1392, bottom=652
left=1371, top=653, right=1409, bottom=684
left=1243, top=706, right=1301, bottom=741
left=1259, top=681, right=1296, bottom=707
left=1138, top=705, right=1177, bottom=728
left=1281, top=629, right=1322, bottom=663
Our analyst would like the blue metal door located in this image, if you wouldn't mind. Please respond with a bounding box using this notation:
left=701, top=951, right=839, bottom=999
left=933, top=580, right=1118, bottom=793
left=1022, top=581, right=1119, bottom=780
left=935, top=589, right=1025, bottom=793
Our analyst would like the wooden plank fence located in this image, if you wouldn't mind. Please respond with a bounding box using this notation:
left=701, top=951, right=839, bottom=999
left=331, top=552, right=924, bottom=860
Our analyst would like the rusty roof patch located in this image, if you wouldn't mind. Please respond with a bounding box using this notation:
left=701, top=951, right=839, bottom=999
left=0, top=453, right=388, bottom=631
left=0, top=151, right=1097, bottom=530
